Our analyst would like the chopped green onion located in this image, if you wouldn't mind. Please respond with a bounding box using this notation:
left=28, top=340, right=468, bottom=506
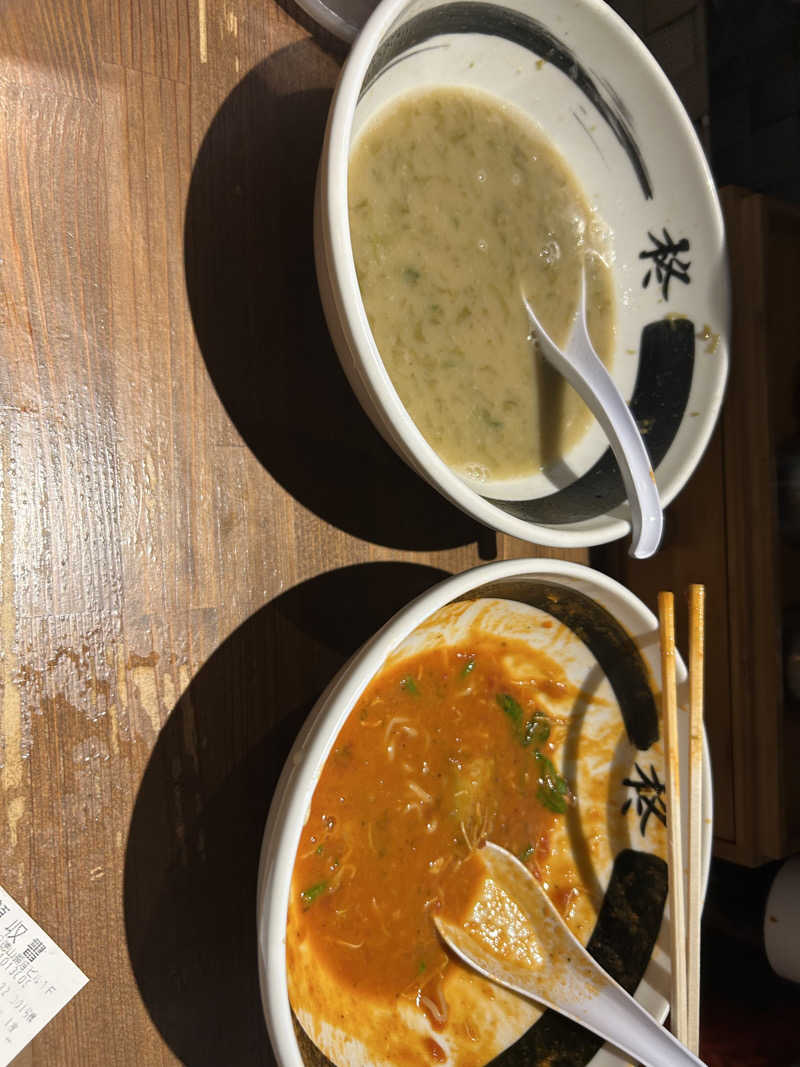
left=534, top=750, right=559, bottom=783
left=537, top=786, right=567, bottom=813
left=460, top=657, right=476, bottom=677
left=523, top=711, right=550, bottom=746
left=300, top=881, right=328, bottom=908
left=534, top=751, right=570, bottom=813
left=401, top=675, right=419, bottom=695
left=496, top=692, right=523, bottom=727
left=498, top=694, right=553, bottom=751
left=519, top=844, right=535, bottom=863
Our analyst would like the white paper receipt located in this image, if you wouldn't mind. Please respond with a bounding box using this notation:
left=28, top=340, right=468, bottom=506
left=0, top=887, right=88, bottom=1064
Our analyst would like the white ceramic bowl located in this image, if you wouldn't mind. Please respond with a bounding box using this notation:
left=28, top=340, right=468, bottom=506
left=257, top=558, right=712, bottom=1066
left=314, top=0, right=729, bottom=549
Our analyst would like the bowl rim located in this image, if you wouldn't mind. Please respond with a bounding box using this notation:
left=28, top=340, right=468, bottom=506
left=256, top=556, right=714, bottom=1066
left=318, top=0, right=730, bottom=549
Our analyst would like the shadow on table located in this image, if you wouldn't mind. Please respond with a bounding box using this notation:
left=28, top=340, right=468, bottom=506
left=275, top=0, right=352, bottom=58
left=123, top=561, right=449, bottom=1067
left=184, top=40, right=494, bottom=556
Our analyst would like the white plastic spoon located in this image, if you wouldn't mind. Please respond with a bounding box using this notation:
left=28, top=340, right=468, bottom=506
left=523, top=271, right=663, bottom=559
left=434, top=842, right=704, bottom=1067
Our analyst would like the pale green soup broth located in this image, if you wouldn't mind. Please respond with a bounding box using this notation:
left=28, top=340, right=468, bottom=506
left=348, top=87, right=616, bottom=483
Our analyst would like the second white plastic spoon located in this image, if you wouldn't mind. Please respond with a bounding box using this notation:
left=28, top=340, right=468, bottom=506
left=434, top=843, right=704, bottom=1067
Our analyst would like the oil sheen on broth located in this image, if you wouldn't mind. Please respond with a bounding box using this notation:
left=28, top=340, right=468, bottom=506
left=288, top=624, right=582, bottom=1066
left=348, top=87, right=615, bottom=483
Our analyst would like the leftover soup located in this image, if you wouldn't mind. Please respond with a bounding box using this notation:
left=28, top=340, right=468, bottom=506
left=348, top=87, right=615, bottom=483
left=287, top=599, right=623, bottom=1067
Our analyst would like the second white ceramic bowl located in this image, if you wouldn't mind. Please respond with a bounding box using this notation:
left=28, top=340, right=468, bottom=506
left=257, top=557, right=712, bottom=1066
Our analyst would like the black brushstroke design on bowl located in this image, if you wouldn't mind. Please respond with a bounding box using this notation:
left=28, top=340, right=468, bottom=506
left=464, top=577, right=659, bottom=750
left=640, top=229, right=692, bottom=300
left=621, top=763, right=668, bottom=837
left=496, top=850, right=668, bottom=1067
left=362, top=1, right=652, bottom=199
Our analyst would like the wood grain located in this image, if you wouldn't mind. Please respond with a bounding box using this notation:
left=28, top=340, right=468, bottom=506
left=594, top=427, right=736, bottom=848
left=763, top=198, right=800, bottom=855
left=719, top=189, right=783, bottom=864
left=0, top=2, right=588, bottom=1063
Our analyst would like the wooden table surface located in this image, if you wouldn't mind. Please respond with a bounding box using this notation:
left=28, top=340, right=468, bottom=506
left=0, top=2, right=587, bottom=1062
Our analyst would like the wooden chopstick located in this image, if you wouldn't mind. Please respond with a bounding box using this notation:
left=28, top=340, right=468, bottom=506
left=658, top=591, right=688, bottom=1045
left=686, top=584, right=705, bottom=1055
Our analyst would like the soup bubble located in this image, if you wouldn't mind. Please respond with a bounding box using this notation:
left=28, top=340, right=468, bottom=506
left=540, top=239, right=561, bottom=266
